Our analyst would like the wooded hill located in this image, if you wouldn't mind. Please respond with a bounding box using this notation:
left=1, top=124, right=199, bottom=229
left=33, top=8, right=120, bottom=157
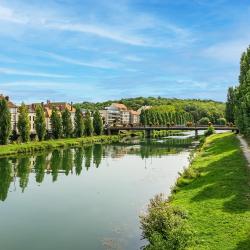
left=76, top=97, right=225, bottom=124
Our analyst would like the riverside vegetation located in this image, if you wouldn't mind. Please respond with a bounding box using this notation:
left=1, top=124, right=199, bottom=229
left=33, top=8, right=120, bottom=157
left=140, top=133, right=250, bottom=249
left=141, top=45, right=250, bottom=250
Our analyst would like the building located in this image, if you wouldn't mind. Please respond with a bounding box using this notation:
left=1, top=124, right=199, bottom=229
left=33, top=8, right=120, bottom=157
left=137, top=105, right=152, bottom=114
left=129, top=110, right=140, bottom=125
left=26, top=100, right=76, bottom=133
left=100, top=103, right=140, bottom=126
left=0, top=94, right=18, bottom=131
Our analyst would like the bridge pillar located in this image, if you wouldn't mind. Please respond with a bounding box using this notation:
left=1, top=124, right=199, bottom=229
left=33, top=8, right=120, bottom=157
left=145, top=129, right=152, bottom=138
left=195, top=129, right=198, bottom=139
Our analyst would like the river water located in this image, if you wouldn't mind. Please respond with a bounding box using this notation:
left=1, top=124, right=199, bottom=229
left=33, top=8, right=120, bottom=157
left=0, top=135, right=195, bottom=250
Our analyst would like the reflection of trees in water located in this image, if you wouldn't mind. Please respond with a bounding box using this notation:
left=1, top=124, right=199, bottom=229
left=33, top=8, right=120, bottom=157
left=74, top=148, right=84, bottom=175
left=17, top=157, right=30, bottom=192
left=62, top=149, right=73, bottom=176
left=0, top=137, right=193, bottom=201
left=34, top=155, right=46, bottom=183
left=93, top=144, right=102, bottom=168
left=0, top=158, right=13, bottom=201
left=50, top=150, right=62, bottom=182
left=84, top=146, right=93, bottom=171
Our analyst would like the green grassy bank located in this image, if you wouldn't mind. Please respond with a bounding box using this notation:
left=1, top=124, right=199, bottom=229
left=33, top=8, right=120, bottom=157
left=0, top=135, right=123, bottom=157
left=141, top=132, right=250, bottom=249
left=172, top=133, right=250, bottom=249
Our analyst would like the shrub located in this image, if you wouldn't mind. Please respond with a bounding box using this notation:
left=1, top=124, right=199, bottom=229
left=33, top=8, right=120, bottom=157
left=217, top=118, right=226, bottom=125
left=140, top=194, right=193, bottom=250
left=198, top=117, right=210, bottom=125
left=204, top=126, right=215, bottom=137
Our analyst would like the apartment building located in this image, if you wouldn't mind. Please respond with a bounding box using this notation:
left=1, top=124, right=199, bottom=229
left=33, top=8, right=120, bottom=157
left=100, top=103, right=140, bottom=126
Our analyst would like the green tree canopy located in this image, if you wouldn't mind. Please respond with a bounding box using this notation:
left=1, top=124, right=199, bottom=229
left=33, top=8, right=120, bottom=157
left=50, top=109, right=62, bottom=139
left=0, top=98, right=11, bottom=145
left=84, top=110, right=93, bottom=136
left=62, top=109, right=73, bottom=138
left=17, top=103, right=30, bottom=142
left=74, top=107, right=84, bottom=137
left=93, top=110, right=103, bottom=135
left=35, top=104, right=46, bottom=141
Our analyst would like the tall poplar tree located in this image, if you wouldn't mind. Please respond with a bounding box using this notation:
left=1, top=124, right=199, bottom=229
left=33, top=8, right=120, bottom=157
left=17, top=103, right=30, bottom=142
left=0, top=98, right=11, bottom=145
left=84, top=110, right=93, bottom=136
left=93, top=110, right=103, bottom=135
left=62, top=109, right=73, bottom=138
left=50, top=109, right=62, bottom=139
left=35, top=104, right=46, bottom=141
left=74, top=107, right=84, bottom=137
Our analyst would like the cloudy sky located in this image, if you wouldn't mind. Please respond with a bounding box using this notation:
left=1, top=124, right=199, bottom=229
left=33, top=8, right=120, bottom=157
left=0, top=0, right=249, bottom=103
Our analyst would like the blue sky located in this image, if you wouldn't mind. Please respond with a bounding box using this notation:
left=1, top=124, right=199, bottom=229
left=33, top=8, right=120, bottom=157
left=0, top=0, right=249, bottom=103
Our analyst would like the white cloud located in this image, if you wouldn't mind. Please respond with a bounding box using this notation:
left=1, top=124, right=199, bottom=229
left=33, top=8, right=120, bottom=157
left=202, top=40, right=250, bottom=63
left=42, top=51, right=121, bottom=69
left=0, top=67, right=71, bottom=78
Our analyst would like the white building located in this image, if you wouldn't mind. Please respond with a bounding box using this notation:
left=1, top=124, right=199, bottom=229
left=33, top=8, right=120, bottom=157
left=100, top=103, right=140, bottom=126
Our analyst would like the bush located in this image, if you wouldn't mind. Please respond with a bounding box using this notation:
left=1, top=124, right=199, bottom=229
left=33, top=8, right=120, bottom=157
left=204, top=126, right=215, bottom=137
left=198, top=117, right=210, bottom=125
left=216, top=117, right=226, bottom=125
left=140, top=194, right=193, bottom=250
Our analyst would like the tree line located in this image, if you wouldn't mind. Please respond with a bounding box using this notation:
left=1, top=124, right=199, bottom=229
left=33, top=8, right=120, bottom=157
left=139, top=107, right=226, bottom=126
left=140, top=109, right=194, bottom=126
left=226, top=45, right=250, bottom=136
left=0, top=100, right=104, bottom=145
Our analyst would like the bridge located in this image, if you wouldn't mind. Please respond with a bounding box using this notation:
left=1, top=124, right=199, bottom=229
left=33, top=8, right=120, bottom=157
left=105, top=125, right=239, bottom=138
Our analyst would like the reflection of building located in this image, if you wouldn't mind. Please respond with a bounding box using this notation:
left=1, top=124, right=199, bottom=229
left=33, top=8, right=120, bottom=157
left=0, top=95, right=18, bottom=131
left=100, top=103, right=139, bottom=126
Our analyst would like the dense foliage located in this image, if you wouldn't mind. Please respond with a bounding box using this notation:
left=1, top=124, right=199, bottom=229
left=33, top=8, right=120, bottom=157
left=17, top=103, right=30, bottom=142
left=35, top=104, right=46, bottom=141
left=93, top=110, right=103, bottom=135
left=0, top=98, right=11, bottom=145
left=84, top=110, right=93, bottom=136
left=140, top=194, right=193, bottom=250
left=76, top=97, right=225, bottom=123
left=227, top=46, right=250, bottom=136
left=74, top=107, right=84, bottom=137
left=140, top=107, right=193, bottom=126
left=50, top=109, right=63, bottom=139
left=62, top=109, right=73, bottom=138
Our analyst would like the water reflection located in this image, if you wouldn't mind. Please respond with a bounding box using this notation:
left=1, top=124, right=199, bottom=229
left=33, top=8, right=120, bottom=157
left=0, top=137, right=193, bottom=202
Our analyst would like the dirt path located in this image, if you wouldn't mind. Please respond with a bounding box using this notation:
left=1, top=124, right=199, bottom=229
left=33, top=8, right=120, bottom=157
left=237, top=135, right=250, bottom=168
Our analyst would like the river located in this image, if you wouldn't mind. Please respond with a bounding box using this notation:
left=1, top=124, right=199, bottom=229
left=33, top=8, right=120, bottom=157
left=0, top=135, right=196, bottom=250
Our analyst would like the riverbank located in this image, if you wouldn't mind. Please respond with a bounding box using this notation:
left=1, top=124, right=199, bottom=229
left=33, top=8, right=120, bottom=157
left=0, top=135, right=123, bottom=157
left=142, top=132, right=250, bottom=249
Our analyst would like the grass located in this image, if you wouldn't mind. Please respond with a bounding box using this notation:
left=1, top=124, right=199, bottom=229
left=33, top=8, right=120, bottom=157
left=0, top=135, right=123, bottom=157
left=170, top=132, right=250, bottom=249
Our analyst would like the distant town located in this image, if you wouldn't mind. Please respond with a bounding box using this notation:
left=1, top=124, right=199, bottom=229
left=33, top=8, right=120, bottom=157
left=0, top=94, right=146, bottom=134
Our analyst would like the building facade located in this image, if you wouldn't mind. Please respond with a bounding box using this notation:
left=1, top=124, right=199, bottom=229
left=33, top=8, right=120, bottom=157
left=100, top=103, right=140, bottom=126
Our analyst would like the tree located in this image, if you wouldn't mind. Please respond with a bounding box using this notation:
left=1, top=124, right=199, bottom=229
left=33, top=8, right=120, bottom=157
left=84, top=110, right=93, bottom=136
left=62, top=109, right=73, bottom=138
left=50, top=109, right=62, bottom=139
left=93, top=110, right=103, bottom=135
left=225, top=87, right=235, bottom=123
left=198, top=117, right=210, bottom=125
left=233, top=46, right=250, bottom=135
left=17, top=103, right=30, bottom=142
left=0, top=98, right=11, bottom=145
left=74, top=107, right=84, bottom=137
left=35, top=104, right=46, bottom=141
